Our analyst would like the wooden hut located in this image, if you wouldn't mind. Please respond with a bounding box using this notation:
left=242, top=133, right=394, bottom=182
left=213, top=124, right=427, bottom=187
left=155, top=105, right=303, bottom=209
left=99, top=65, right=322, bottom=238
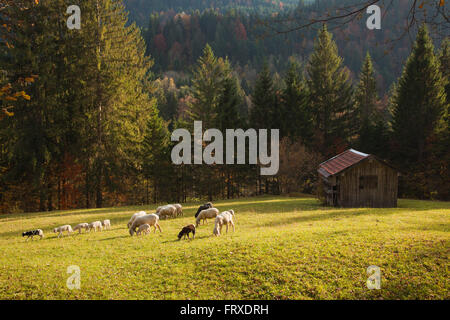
left=318, top=149, right=399, bottom=208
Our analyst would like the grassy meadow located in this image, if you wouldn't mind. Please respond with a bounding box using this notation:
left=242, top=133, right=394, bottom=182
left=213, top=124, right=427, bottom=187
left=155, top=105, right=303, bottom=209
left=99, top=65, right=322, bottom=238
left=0, top=196, right=448, bottom=300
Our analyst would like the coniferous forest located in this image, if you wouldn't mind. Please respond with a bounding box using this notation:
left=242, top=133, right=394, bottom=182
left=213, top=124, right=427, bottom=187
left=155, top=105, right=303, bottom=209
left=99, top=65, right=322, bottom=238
left=0, top=0, right=448, bottom=213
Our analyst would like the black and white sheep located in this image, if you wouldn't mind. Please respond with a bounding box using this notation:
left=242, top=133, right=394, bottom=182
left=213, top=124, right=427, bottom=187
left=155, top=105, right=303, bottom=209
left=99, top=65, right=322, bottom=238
left=22, top=229, right=44, bottom=240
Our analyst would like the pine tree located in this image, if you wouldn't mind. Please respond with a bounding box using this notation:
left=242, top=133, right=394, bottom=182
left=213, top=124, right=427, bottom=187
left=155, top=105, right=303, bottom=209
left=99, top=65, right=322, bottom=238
left=391, top=25, right=446, bottom=164
left=215, top=65, right=244, bottom=131
left=281, top=60, right=311, bottom=141
left=142, top=103, right=171, bottom=203
left=306, top=25, right=354, bottom=157
left=250, top=62, right=277, bottom=129
left=354, top=52, right=389, bottom=154
left=355, top=53, right=378, bottom=124
left=439, top=39, right=450, bottom=106
left=81, top=0, right=155, bottom=208
left=187, top=44, right=227, bottom=128
left=215, top=64, right=245, bottom=199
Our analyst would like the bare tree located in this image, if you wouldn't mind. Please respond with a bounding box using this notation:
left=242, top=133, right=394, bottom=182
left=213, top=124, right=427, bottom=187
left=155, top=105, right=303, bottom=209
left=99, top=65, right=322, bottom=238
left=259, top=0, right=448, bottom=43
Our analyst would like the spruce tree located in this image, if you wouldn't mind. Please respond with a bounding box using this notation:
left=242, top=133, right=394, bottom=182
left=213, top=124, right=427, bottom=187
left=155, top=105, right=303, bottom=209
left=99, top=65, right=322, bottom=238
left=250, top=62, right=277, bottom=129
left=215, top=64, right=245, bottom=199
left=355, top=53, right=378, bottom=124
left=281, top=60, right=311, bottom=141
left=80, top=0, right=155, bottom=208
left=439, top=39, right=450, bottom=106
left=187, top=44, right=227, bottom=128
left=391, top=25, right=446, bottom=164
left=306, top=25, right=354, bottom=157
left=354, top=52, right=389, bottom=154
left=215, top=64, right=244, bottom=131
left=142, top=103, right=171, bottom=203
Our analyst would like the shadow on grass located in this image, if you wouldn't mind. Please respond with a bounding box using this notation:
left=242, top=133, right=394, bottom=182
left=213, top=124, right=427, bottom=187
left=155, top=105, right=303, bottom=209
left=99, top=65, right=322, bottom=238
left=97, top=235, right=130, bottom=241
left=258, top=208, right=401, bottom=228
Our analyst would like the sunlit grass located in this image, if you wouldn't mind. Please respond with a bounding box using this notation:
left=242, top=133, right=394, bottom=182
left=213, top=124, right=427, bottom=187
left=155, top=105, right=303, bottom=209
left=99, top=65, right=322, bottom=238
left=0, top=196, right=448, bottom=299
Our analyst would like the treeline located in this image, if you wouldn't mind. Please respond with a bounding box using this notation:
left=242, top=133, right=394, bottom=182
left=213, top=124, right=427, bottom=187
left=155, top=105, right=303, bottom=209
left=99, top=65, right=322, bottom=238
left=143, top=0, right=418, bottom=94
left=124, top=0, right=300, bottom=26
left=1, top=0, right=158, bottom=212
left=0, top=1, right=448, bottom=214
left=153, top=25, right=449, bottom=203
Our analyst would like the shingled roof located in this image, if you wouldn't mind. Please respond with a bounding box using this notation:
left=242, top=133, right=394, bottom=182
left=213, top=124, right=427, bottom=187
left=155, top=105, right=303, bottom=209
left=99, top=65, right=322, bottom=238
left=318, top=149, right=370, bottom=178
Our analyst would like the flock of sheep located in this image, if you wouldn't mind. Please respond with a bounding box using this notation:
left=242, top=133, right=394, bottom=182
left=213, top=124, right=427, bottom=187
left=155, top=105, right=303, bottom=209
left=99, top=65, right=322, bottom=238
left=128, top=202, right=236, bottom=239
left=21, top=202, right=236, bottom=241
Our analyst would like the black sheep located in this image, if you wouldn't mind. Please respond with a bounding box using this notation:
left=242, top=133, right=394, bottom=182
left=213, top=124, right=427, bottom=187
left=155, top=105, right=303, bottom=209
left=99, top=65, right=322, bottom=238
left=194, top=202, right=213, bottom=218
left=178, top=224, right=196, bottom=240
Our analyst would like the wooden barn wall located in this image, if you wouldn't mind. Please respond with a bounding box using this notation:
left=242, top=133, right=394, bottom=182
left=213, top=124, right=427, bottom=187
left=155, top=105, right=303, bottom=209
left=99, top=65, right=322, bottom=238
left=337, top=159, right=398, bottom=208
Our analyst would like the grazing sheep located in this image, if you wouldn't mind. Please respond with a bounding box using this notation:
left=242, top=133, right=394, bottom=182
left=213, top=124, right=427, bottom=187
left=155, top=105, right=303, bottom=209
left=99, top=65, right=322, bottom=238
left=213, top=210, right=235, bottom=236
left=173, top=203, right=183, bottom=217
left=178, top=224, right=195, bottom=240
left=53, top=225, right=73, bottom=238
left=195, top=202, right=213, bottom=218
left=73, top=223, right=89, bottom=234
left=88, top=221, right=103, bottom=232
left=127, top=211, right=146, bottom=228
left=157, top=205, right=177, bottom=220
left=136, top=223, right=151, bottom=236
left=102, top=219, right=111, bottom=230
left=129, top=214, right=161, bottom=236
left=196, top=207, right=219, bottom=227
left=22, top=229, right=44, bottom=241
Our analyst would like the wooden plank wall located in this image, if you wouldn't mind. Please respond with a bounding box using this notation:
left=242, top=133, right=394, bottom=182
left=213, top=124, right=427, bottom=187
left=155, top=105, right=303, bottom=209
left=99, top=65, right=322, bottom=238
left=337, top=158, right=398, bottom=208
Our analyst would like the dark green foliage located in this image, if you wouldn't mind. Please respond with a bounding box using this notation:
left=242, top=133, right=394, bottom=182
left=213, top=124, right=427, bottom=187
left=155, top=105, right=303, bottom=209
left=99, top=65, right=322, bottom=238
left=354, top=52, right=389, bottom=157
left=280, top=60, right=311, bottom=141
left=187, top=44, right=229, bottom=128
left=390, top=25, right=446, bottom=164
left=306, top=25, right=354, bottom=157
left=250, top=62, right=277, bottom=129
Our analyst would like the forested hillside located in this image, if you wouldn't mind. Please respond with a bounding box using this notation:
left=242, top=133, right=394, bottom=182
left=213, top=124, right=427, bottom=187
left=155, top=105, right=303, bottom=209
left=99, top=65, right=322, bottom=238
left=134, top=0, right=426, bottom=95
left=123, top=0, right=303, bottom=27
left=0, top=1, right=448, bottom=213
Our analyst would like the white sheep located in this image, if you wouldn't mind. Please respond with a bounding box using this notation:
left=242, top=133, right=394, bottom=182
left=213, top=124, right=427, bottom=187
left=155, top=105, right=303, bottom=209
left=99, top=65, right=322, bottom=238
left=157, top=205, right=177, bottom=220
left=88, top=221, right=103, bottom=232
left=136, top=223, right=151, bottom=236
left=173, top=203, right=183, bottom=217
left=127, top=211, right=146, bottom=228
left=53, top=225, right=73, bottom=238
left=102, top=219, right=111, bottom=230
left=213, top=210, right=235, bottom=236
left=129, top=213, right=161, bottom=236
left=73, top=223, right=89, bottom=234
left=196, top=207, right=219, bottom=227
